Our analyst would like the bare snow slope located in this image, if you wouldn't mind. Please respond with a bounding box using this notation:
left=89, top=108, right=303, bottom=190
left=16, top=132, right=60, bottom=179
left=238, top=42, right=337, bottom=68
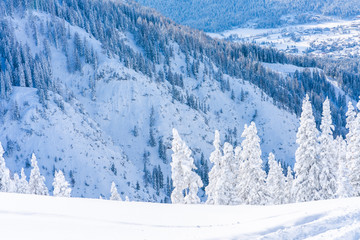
left=0, top=193, right=359, bottom=240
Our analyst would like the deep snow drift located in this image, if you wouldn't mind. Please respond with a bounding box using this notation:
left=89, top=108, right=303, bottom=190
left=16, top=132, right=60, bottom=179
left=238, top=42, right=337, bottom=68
left=0, top=193, right=359, bottom=240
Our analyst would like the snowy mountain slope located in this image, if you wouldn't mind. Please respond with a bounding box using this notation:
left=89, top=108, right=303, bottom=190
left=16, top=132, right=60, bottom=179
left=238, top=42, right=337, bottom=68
left=0, top=6, right=304, bottom=201
left=0, top=87, right=141, bottom=199
left=1, top=192, right=360, bottom=240
left=4, top=0, right=356, bottom=202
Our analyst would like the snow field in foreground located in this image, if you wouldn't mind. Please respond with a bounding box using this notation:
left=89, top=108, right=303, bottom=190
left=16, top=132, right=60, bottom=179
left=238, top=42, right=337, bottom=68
left=0, top=193, right=359, bottom=240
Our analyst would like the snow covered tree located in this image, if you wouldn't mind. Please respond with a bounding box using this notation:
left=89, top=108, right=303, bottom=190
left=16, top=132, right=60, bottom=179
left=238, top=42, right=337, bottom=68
left=0, top=142, right=11, bottom=192
left=205, top=130, right=222, bottom=204
left=53, top=170, right=71, bottom=197
left=171, top=129, right=203, bottom=204
left=17, top=168, right=30, bottom=194
left=318, top=98, right=337, bottom=199
left=348, top=100, right=360, bottom=196
left=266, top=153, right=285, bottom=205
left=217, top=142, right=237, bottom=205
left=110, top=181, right=122, bottom=201
left=29, top=153, right=49, bottom=195
left=285, top=166, right=293, bottom=204
left=12, top=173, right=20, bottom=193
left=346, top=102, right=356, bottom=140
left=346, top=101, right=356, bottom=170
left=293, top=95, right=321, bottom=202
left=184, top=176, right=203, bottom=204
left=236, top=122, right=268, bottom=205
left=336, top=137, right=353, bottom=198
left=18, top=64, right=26, bottom=87
left=232, top=145, right=243, bottom=205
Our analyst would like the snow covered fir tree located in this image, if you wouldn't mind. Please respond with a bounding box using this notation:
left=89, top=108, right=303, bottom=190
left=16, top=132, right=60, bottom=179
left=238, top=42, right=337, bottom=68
left=53, top=170, right=71, bottom=197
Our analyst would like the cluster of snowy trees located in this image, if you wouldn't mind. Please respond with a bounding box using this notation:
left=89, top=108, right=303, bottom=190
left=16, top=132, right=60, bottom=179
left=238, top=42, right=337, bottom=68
left=171, top=95, right=359, bottom=205
left=0, top=141, right=131, bottom=201
left=0, top=143, right=71, bottom=197
left=109, top=182, right=130, bottom=202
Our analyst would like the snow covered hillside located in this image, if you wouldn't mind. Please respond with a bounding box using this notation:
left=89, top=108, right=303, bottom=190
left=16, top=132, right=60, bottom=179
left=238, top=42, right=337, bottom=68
left=1, top=192, right=359, bottom=240
left=0, top=0, right=313, bottom=201
left=2, top=0, right=358, bottom=203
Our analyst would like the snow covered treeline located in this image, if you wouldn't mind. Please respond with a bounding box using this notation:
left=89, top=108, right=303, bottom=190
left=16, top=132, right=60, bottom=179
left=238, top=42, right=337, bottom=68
left=0, top=145, right=71, bottom=197
left=171, top=95, right=359, bottom=205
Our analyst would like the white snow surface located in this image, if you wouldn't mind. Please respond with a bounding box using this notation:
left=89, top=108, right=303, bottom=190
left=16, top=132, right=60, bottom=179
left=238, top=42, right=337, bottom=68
left=0, top=193, right=359, bottom=240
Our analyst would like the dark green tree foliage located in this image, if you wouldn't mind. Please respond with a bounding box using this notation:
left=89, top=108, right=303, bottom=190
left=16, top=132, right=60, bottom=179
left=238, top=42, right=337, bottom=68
left=165, top=176, right=173, bottom=197
left=149, top=106, right=156, bottom=147
left=152, top=165, right=164, bottom=195
left=195, top=153, right=209, bottom=189
left=110, top=163, right=117, bottom=176
left=158, top=137, right=167, bottom=164
left=142, top=151, right=151, bottom=187
left=149, top=128, right=156, bottom=147
left=0, top=19, right=52, bottom=99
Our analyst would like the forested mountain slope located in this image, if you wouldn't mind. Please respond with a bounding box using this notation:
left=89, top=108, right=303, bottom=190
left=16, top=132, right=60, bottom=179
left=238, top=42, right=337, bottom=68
left=0, top=0, right=354, bottom=201
left=134, top=0, right=360, bottom=32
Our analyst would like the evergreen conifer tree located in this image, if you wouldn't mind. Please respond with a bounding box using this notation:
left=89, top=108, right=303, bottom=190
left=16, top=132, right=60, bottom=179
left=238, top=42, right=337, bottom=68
left=285, top=166, right=293, bottom=204
left=318, top=98, right=337, bottom=199
left=348, top=100, right=360, bottom=196
left=110, top=181, right=122, bottom=201
left=218, top=142, right=237, bottom=205
left=12, top=173, right=20, bottom=193
left=29, top=153, right=49, bottom=195
left=205, top=130, right=222, bottom=204
left=237, top=122, right=268, bottom=205
left=232, top=145, right=243, bottom=205
left=345, top=102, right=356, bottom=171
left=171, top=129, right=202, bottom=204
left=293, top=95, right=321, bottom=202
left=0, top=143, right=11, bottom=192
left=53, top=170, right=71, bottom=197
left=266, top=153, right=285, bottom=205
left=17, top=168, right=30, bottom=194
left=336, top=137, right=353, bottom=198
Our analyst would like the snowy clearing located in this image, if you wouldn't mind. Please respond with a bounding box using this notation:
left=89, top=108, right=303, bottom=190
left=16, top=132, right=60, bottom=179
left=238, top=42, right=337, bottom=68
left=0, top=193, right=359, bottom=240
